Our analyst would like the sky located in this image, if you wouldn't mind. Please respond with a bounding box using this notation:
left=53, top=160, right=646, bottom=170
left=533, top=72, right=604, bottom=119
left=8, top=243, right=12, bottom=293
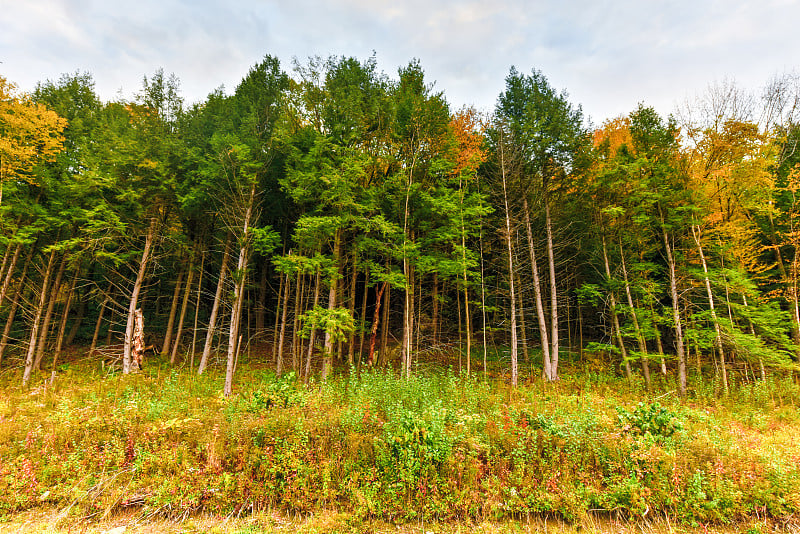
left=3, top=0, right=799, bottom=126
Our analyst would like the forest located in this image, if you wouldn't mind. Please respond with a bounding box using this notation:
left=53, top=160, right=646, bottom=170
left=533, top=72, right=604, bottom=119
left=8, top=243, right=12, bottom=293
left=2, top=55, right=800, bottom=531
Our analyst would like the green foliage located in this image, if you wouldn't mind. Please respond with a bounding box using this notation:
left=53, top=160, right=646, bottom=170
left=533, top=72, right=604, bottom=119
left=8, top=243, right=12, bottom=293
left=299, top=305, right=354, bottom=344
left=616, top=402, right=684, bottom=443
left=249, top=372, right=306, bottom=410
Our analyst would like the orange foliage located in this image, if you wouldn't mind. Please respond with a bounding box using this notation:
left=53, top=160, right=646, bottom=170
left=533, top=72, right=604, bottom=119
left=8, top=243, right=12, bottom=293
left=593, top=116, right=632, bottom=157
left=449, top=106, right=486, bottom=176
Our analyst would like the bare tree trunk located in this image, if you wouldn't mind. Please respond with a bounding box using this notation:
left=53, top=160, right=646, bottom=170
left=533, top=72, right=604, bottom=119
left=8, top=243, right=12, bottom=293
left=544, top=197, right=559, bottom=380
left=601, top=234, right=631, bottom=381
left=123, top=217, right=158, bottom=375
left=501, top=141, right=518, bottom=387
left=432, top=273, right=439, bottom=347
left=290, top=271, right=306, bottom=376
left=90, top=290, right=110, bottom=356
left=305, top=269, right=321, bottom=382
left=50, top=267, right=79, bottom=381
left=256, top=262, right=267, bottom=333
left=272, top=269, right=285, bottom=363
left=224, top=184, right=255, bottom=397
left=198, top=234, right=232, bottom=375
left=662, top=217, right=687, bottom=396
left=22, top=248, right=58, bottom=386
left=190, top=247, right=206, bottom=369
left=0, top=245, right=33, bottom=366
left=523, top=198, right=552, bottom=379
left=358, top=268, right=369, bottom=364
left=171, top=246, right=198, bottom=365
left=348, top=252, right=358, bottom=366
left=0, top=243, right=21, bottom=308
left=368, top=281, right=387, bottom=366
left=516, top=268, right=530, bottom=362
left=162, top=266, right=185, bottom=356
left=322, top=229, right=342, bottom=380
left=64, top=292, right=85, bottom=347
left=692, top=224, right=728, bottom=394
left=619, top=238, right=651, bottom=389
left=33, top=255, right=68, bottom=370
left=276, top=269, right=292, bottom=377
left=379, top=274, right=390, bottom=367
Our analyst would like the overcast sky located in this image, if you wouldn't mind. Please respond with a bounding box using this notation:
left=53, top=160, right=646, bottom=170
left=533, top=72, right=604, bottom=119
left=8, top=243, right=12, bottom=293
left=3, top=0, right=799, bottom=125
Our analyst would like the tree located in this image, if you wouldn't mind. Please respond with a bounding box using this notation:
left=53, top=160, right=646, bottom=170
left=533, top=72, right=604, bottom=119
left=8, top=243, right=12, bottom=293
left=496, top=67, right=589, bottom=381
left=0, top=76, right=66, bottom=207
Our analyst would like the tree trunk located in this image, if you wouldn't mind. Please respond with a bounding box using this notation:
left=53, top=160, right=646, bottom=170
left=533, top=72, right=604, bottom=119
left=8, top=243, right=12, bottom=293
left=0, top=245, right=33, bottom=367
left=619, top=238, right=651, bottom=389
left=368, top=281, right=387, bottom=366
left=276, top=269, right=292, bottom=377
left=171, top=246, right=197, bottom=365
left=662, top=218, right=687, bottom=396
left=601, top=234, right=631, bottom=381
left=256, top=262, right=267, bottom=333
left=0, top=242, right=21, bottom=308
left=50, top=267, right=80, bottom=381
left=33, top=255, right=68, bottom=371
left=198, top=234, right=232, bottom=375
left=191, top=247, right=206, bottom=369
left=692, top=224, right=728, bottom=394
left=500, top=142, right=518, bottom=387
left=290, top=271, right=306, bottom=374
left=90, top=291, right=110, bottom=356
left=272, top=269, right=286, bottom=364
left=322, top=228, right=342, bottom=380
left=224, top=184, right=255, bottom=397
left=348, top=252, right=358, bottom=366
left=123, top=217, right=158, bottom=374
left=544, top=196, right=559, bottom=380
left=523, top=198, right=552, bottom=379
left=305, top=268, right=321, bottom=382
left=379, top=273, right=390, bottom=367
left=22, top=248, right=58, bottom=386
left=162, top=266, right=185, bottom=356
left=358, top=268, right=369, bottom=364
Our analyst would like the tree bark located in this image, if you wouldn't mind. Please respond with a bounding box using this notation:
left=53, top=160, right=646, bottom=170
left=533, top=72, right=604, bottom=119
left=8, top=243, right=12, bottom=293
left=162, top=265, right=185, bottom=356
left=500, top=140, right=518, bottom=387
left=190, top=247, right=206, bottom=369
left=198, top=234, right=232, bottom=375
left=322, top=228, right=342, bottom=380
left=224, top=184, right=255, bottom=396
left=22, top=248, right=58, bottom=386
left=619, top=238, right=651, bottom=389
left=276, top=269, right=291, bottom=377
left=0, top=242, right=21, bottom=308
left=123, top=217, right=158, bottom=374
left=523, top=198, right=552, bottom=379
left=662, top=218, right=687, bottom=396
left=692, top=224, right=728, bottom=394
left=601, top=234, right=632, bottom=381
left=33, top=255, right=68, bottom=371
left=0, top=245, right=33, bottom=367
left=544, top=196, right=559, bottom=380
left=171, top=246, right=197, bottom=365
left=50, top=268, right=79, bottom=380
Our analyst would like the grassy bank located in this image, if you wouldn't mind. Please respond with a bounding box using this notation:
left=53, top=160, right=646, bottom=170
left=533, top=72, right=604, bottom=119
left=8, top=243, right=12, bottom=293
left=1, top=352, right=799, bottom=531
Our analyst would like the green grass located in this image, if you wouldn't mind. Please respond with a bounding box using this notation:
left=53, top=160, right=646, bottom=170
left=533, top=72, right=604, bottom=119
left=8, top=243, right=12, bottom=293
left=1, top=349, right=799, bottom=531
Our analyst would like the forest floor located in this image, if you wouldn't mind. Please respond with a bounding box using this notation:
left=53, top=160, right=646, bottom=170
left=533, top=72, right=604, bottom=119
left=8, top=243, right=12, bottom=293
left=1, top=506, right=794, bottom=533
left=1, top=345, right=799, bottom=533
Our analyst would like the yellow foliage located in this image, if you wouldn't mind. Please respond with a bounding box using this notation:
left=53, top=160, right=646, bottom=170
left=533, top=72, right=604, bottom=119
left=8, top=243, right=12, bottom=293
left=0, top=75, right=67, bottom=203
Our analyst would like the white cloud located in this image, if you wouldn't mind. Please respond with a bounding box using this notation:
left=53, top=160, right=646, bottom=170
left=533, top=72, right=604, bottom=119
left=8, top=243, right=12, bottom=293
left=2, top=0, right=799, bottom=123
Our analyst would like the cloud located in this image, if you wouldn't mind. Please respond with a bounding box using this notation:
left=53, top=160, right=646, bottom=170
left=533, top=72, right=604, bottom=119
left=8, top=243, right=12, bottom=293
left=2, top=0, right=799, bottom=123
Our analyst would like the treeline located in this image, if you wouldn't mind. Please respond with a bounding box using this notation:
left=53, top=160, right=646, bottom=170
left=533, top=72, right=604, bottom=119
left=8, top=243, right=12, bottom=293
left=1, top=56, right=799, bottom=395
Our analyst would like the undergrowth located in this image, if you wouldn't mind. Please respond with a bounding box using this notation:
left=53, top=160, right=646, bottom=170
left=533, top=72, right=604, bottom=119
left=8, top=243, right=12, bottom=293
left=1, top=355, right=799, bottom=527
